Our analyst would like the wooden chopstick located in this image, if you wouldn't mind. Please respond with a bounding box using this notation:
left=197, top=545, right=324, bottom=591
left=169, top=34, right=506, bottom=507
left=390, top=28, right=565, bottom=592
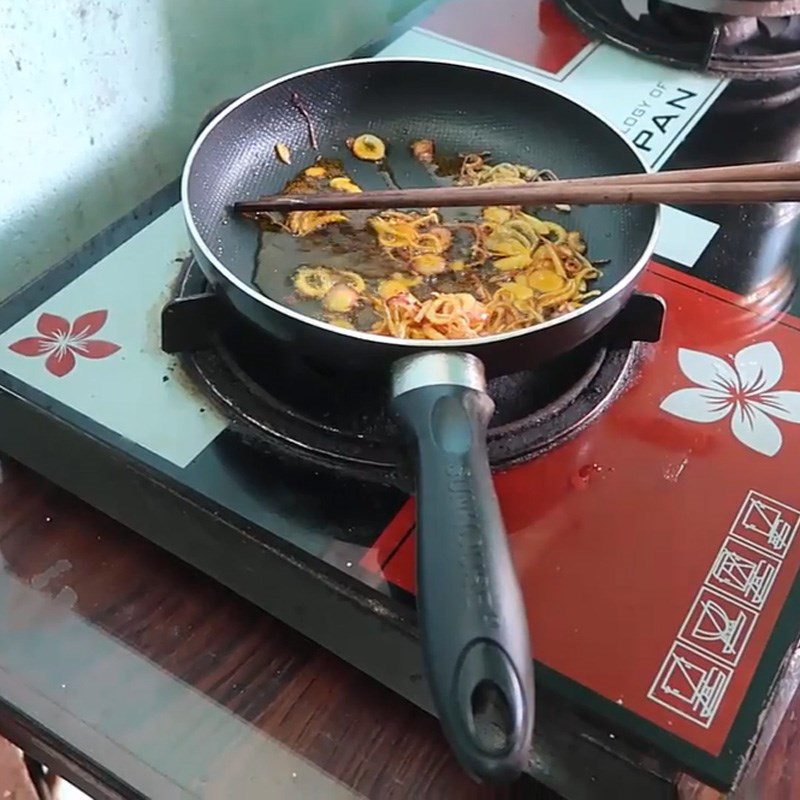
left=233, top=161, right=800, bottom=214
left=558, top=160, right=800, bottom=186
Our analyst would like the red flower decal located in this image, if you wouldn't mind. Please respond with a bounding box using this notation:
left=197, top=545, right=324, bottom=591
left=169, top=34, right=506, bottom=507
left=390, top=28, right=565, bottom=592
left=9, top=310, right=120, bottom=377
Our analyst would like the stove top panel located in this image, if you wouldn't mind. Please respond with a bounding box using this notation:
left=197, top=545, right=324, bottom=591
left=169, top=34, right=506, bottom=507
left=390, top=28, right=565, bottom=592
left=0, top=206, right=227, bottom=469
left=364, top=262, right=800, bottom=758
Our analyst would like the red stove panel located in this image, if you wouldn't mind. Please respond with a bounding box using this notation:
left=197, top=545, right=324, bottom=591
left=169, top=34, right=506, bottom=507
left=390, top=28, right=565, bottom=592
left=421, top=0, right=591, bottom=75
left=363, top=263, right=800, bottom=755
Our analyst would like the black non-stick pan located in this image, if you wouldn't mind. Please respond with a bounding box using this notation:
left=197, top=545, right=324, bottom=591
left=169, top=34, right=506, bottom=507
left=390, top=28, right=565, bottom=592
left=182, top=58, right=660, bottom=784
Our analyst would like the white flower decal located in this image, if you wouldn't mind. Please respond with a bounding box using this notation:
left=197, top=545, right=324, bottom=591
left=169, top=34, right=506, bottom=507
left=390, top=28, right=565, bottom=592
left=660, top=342, right=800, bottom=457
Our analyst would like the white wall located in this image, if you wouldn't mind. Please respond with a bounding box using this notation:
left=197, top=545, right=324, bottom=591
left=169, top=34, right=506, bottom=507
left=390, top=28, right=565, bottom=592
left=0, top=0, right=419, bottom=298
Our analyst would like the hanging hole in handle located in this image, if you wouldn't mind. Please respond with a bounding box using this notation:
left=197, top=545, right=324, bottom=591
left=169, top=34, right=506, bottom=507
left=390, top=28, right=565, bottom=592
left=470, top=679, right=514, bottom=756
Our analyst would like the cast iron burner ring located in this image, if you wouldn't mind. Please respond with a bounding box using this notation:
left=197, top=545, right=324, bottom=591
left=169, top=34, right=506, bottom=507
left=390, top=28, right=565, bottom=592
left=168, top=259, right=654, bottom=488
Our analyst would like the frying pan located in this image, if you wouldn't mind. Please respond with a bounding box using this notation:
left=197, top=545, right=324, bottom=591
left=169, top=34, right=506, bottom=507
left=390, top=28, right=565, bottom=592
left=182, top=58, right=660, bottom=784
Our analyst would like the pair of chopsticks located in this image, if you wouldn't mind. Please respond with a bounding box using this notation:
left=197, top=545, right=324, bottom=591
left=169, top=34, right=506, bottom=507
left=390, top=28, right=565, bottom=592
left=233, top=160, right=800, bottom=214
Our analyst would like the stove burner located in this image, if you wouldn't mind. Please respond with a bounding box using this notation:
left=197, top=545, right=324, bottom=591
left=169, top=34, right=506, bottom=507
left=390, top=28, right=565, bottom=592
left=557, top=0, right=800, bottom=81
left=164, top=260, right=663, bottom=487
left=665, top=0, right=800, bottom=15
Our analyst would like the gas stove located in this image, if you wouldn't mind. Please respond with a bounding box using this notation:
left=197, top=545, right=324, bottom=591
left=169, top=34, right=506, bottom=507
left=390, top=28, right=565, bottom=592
left=1, top=2, right=800, bottom=797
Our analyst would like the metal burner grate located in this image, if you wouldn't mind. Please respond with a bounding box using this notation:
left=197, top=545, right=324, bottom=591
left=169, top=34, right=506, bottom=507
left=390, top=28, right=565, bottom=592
left=558, top=0, right=800, bottom=80
left=164, top=259, right=662, bottom=487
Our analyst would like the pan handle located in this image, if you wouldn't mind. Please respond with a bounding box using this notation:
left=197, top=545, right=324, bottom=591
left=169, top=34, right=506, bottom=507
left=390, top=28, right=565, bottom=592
left=391, top=352, right=534, bottom=784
